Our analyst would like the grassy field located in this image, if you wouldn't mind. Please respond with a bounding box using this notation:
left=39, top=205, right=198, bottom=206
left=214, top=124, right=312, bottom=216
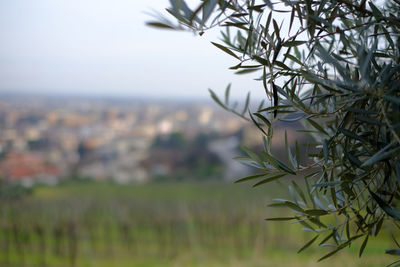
left=0, top=181, right=397, bottom=266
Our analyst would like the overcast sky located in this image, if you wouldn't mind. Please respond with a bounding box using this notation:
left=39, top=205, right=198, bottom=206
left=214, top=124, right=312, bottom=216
left=0, top=0, right=266, bottom=100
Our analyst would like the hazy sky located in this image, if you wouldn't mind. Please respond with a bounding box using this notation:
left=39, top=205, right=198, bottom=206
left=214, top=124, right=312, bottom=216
left=0, top=0, right=265, bottom=100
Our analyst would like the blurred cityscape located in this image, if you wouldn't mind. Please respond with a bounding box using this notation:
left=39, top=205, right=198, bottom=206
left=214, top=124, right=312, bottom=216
left=0, top=94, right=271, bottom=186
left=0, top=94, right=391, bottom=267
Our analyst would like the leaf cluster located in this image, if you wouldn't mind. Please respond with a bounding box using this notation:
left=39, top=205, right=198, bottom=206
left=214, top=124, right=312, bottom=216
left=148, top=0, right=400, bottom=262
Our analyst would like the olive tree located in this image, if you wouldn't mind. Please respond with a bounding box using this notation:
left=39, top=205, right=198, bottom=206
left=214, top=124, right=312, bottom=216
left=148, top=0, right=400, bottom=261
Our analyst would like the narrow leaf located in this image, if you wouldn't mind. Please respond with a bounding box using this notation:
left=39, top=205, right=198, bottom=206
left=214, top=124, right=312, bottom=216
left=253, top=173, right=287, bottom=187
left=362, top=145, right=400, bottom=167
left=307, top=118, right=329, bottom=136
left=146, top=22, right=175, bottom=29
left=283, top=41, right=307, bottom=47
left=304, top=209, right=328, bottom=216
left=370, top=191, right=400, bottom=220
left=266, top=217, right=297, bottom=221
left=359, top=234, right=369, bottom=257
left=298, top=235, right=319, bottom=253
left=224, top=83, right=231, bottom=105
left=242, top=92, right=250, bottom=115
left=211, top=42, right=241, bottom=60
left=234, top=173, right=269, bottom=183
left=385, top=249, right=400, bottom=256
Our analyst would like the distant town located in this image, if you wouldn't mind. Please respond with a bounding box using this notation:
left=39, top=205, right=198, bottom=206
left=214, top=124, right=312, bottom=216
left=0, top=94, right=269, bottom=186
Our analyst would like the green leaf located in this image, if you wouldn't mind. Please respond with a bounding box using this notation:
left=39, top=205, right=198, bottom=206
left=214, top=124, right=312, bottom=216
left=247, top=4, right=267, bottom=12
left=222, top=22, right=248, bottom=30
left=230, top=13, right=248, bottom=18
left=241, top=145, right=262, bottom=164
left=338, top=128, right=366, bottom=143
left=314, top=196, right=327, bottom=211
left=372, top=216, right=384, bottom=236
left=273, top=39, right=282, bottom=63
left=284, top=53, right=304, bottom=66
left=202, top=0, right=218, bottom=23
left=283, top=41, right=307, bottom=47
left=265, top=10, right=272, bottom=33
left=317, top=247, right=342, bottom=262
left=370, top=191, right=400, bottom=220
left=313, top=181, right=342, bottom=188
left=275, top=157, right=296, bottom=175
left=209, top=89, right=228, bottom=111
left=369, top=2, right=383, bottom=20
left=319, top=232, right=334, bottom=246
left=269, top=201, right=305, bottom=213
left=359, top=234, right=369, bottom=257
left=385, top=249, right=400, bottom=256
left=274, top=61, right=291, bottom=71
left=346, top=152, right=362, bottom=168
left=265, top=217, right=297, bottom=221
left=146, top=22, right=175, bottom=29
left=272, top=83, right=279, bottom=118
left=261, top=151, right=279, bottom=169
left=258, top=105, right=292, bottom=113
left=292, top=181, right=307, bottom=204
left=253, top=173, right=287, bottom=187
left=295, top=141, right=300, bottom=168
left=323, top=139, right=329, bottom=163
left=308, top=217, right=327, bottom=228
left=243, top=24, right=253, bottom=56
left=395, top=162, right=400, bottom=188
left=211, top=42, right=241, bottom=60
left=229, top=63, right=242, bottom=70
left=262, top=66, right=268, bottom=96
left=233, top=156, right=262, bottom=169
left=296, top=218, right=315, bottom=231
left=253, top=113, right=271, bottom=127
left=307, top=118, right=329, bottom=136
left=234, top=173, right=269, bottom=183
left=298, top=235, right=319, bottom=253
left=304, top=209, right=328, bottom=216
left=235, top=68, right=260, bottom=75
left=316, top=45, right=346, bottom=78
left=242, top=92, right=250, bottom=115
left=318, top=234, right=363, bottom=261
left=224, top=83, right=231, bottom=105
left=295, top=3, right=303, bottom=27
left=250, top=112, right=268, bottom=136
left=284, top=130, right=296, bottom=169
left=272, top=19, right=280, bottom=40
left=361, top=145, right=400, bottom=167
left=253, top=55, right=269, bottom=66
left=355, top=115, right=383, bottom=126
left=384, top=95, right=400, bottom=105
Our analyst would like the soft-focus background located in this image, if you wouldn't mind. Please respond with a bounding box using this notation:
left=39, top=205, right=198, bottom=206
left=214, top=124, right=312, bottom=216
left=0, top=0, right=264, bottom=100
left=0, top=1, right=394, bottom=266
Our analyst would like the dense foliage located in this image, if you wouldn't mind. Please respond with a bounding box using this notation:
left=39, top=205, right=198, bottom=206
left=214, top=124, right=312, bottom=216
left=148, top=0, right=400, bottom=262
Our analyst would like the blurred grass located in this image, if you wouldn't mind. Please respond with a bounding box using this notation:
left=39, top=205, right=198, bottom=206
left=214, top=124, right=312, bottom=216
left=0, top=181, right=396, bottom=266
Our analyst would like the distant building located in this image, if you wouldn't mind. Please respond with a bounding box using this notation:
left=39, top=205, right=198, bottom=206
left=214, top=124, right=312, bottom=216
left=0, top=152, right=61, bottom=186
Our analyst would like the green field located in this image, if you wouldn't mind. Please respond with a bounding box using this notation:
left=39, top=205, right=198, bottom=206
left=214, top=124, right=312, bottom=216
left=0, top=181, right=396, bottom=266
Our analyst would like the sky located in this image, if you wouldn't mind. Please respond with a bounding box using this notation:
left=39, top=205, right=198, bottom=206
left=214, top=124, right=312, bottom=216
left=0, top=0, right=265, bottom=100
